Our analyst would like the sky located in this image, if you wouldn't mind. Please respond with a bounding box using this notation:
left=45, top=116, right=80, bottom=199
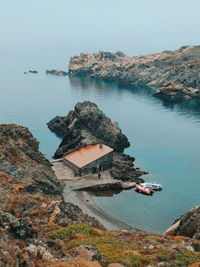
left=1, top=0, right=200, bottom=56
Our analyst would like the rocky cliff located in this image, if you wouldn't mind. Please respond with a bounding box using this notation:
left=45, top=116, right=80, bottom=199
left=0, top=124, right=101, bottom=266
left=68, top=46, right=200, bottom=100
left=48, top=101, right=146, bottom=183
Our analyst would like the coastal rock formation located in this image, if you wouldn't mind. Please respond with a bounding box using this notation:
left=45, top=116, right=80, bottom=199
left=48, top=101, right=130, bottom=158
left=68, top=46, right=200, bottom=100
left=48, top=101, right=146, bottom=183
left=0, top=124, right=101, bottom=265
left=111, top=153, right=146, bottom=183
left=168, top=206, right=200, bottom=240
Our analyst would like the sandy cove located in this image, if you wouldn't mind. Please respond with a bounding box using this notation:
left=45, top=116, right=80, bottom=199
left=51, top=159, right=142, bottom=232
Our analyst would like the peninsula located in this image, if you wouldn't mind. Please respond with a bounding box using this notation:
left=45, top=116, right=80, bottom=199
left=68, top=46, right=200, bottom=100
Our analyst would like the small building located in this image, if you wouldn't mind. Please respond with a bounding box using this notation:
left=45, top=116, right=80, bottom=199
left=63, top=144, right=113, bottom=176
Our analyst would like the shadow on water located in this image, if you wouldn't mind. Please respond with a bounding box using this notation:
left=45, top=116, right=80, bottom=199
left=158, top=98, right=200, bottom=118
left=69, top=75, right=155, bottom=96
left=69, top=75, right=200, bottom=120
left=89, top=189, right=122, bottom=198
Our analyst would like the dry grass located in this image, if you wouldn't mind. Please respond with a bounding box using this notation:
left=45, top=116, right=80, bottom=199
left=46, top=224, right=200, bottom=267
left=50, top=258, right=102, bottom=267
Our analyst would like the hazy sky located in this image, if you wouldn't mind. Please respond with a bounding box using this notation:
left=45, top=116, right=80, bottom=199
left=1, top=0, right=200, bottom=56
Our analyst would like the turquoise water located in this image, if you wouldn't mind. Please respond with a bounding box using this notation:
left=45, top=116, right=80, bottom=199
left=1, top=48, right=200, bottom=233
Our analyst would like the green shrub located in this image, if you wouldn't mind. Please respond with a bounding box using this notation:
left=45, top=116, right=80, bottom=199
left=48, top=224, right=98, bottom=239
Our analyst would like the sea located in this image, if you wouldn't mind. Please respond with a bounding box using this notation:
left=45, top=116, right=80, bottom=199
left=1, top=44, right=200, bottom=233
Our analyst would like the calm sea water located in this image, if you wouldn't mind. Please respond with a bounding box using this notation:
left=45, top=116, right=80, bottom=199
left=1, top=47, right=200, bottom=233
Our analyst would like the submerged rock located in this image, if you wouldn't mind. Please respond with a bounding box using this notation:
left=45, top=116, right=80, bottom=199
left=48, top=101, right=130, bottom=158
left=29, top=70, right=38, bottom=73
left=68, top=46, right=200, bottom=100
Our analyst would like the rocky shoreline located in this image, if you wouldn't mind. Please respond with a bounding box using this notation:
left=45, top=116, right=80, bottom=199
left=1, top=123, right=200, bottom=266
left=68, top=46, right=200, bottom=100
left=47, top=101, right=147, bottom=184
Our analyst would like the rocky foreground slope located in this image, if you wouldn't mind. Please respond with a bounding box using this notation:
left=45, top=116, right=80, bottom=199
left=1, top=124, right=200, bottom=266
left=47, top=101, right=146, bottom=183
left=68, top=46, right=200, bottom=100
left=0, top=124, right=100, bottom=266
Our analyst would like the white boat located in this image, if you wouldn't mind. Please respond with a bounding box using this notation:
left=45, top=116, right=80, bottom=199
left=140, top=182, right=162, bottom=191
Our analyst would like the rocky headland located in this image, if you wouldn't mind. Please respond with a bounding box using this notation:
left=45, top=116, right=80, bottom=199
left=1, top=124, right=200, bottom=266
left=47, top=101, right=146, bottom=183
left=68, top=46, right=200, bottom=100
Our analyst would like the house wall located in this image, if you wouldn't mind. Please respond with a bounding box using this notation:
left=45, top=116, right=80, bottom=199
left=63, top=158, right=79, bottom=174
left=63, top=151, right=113, bottom=176
left=79, top=152, right=113, bottom=176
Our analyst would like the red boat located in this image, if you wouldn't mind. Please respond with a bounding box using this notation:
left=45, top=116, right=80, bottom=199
left=135, top=184, right=154, bottom=195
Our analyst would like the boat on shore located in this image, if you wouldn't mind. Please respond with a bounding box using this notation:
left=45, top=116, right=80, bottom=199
left=134, top=184, right=154, bottom=195
left=140, top=182, right=162, bottom=191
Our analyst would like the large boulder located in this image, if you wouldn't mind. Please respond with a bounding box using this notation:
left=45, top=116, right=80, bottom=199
left=47, top=101, right=130, bottom=158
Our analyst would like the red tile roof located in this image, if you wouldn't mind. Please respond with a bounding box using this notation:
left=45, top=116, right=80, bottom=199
left=63, top=144, right=113, bottom=168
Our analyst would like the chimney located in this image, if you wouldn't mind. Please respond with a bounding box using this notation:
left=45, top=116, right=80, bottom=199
left=99, top=143, right=103, bottom=149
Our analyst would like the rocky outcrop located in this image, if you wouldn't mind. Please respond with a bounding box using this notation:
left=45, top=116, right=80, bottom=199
left=46, top=69, right=68, bottom=76
left=48, top=101, right=130, bottom=158
left=0, top=124, right=62, bottom=195
left=47, top=115, right=68, bottom=137
left=29, top=70, right=38, bottom=73
left=154, top=81, right=200, bottom=100
left=168, top=206, right=200, bottom=240
left=0, top=124, right=101, bottom=265
left=68, top=46, right=200, bottom=100
left=48, top=101, right=146, bottom=183
left=111, top=153, right=146, bottom=183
